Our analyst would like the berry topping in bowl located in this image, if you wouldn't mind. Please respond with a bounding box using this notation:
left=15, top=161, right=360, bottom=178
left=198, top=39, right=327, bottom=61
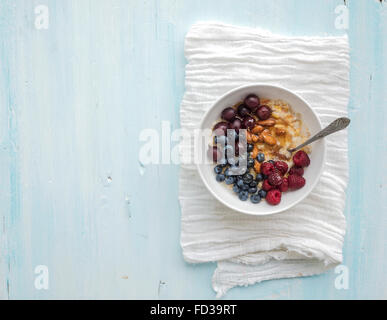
left=293, top=150, right=311, bottom=168
left=257, top=105, right=272, bottom=120
left=288, top=174, right=306, bottom=190
left=274, top=161, right=289, bottom=175
left=268, top=171, right=283, bottom=186
left=266, top=189, right=282, bottom=205
left=289, top=166, right=304, bottom=176
left=221, top=107, right=236, bottom=122
left=237, top=104, right=251, bottom=117
left=209, top=93, right=312, bottom=207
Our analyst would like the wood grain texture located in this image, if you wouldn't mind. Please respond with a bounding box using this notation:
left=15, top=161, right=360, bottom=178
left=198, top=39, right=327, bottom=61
left=0, top=0, right=386, bottom=299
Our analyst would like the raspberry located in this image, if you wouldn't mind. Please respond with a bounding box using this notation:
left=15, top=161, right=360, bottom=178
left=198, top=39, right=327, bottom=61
left=268, top=171, right=283, bottom=186
left=274, top=161, right=288, bottom=175
left=266, top=189, right=282, bottom=205
left=288, top=174, right=306, bottom=190
left=278, top=177, right=289, bottom=192
left=289, top=166, right=304, bottom=176
left=262, top=179, right=274, bottom=191
left=293, top=150, right=310, bottom=168
left=261, top=162, right=275, bottom=176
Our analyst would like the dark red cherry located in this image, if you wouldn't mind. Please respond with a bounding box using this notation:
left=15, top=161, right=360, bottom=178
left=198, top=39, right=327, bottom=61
left=221, top=107, right=236, bottom=122
left=243, top=116, right=255, bottom=129
left=213, top=121, right=229, bottom=136
left=229, top=118, right=243, bottom=132
left=256, top=105, right=272, bottom=120
left=237, top=104, right=251, bottom=117
left=244, top=94, right=260, bottom=113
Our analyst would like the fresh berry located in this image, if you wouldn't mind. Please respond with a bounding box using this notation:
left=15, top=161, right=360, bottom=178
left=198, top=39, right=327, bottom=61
left=248, top=187, right=258, bottom=194
left=250, top=194, right=261, bottom=204
left=244, top=94, right=260, bottom=113
left=288, top=174, right=306, bottom=190
left=229, top=118, right=243, bottom=133
left=233, top=185, right=240, bottom=193
left=238, top=191, right=249, bottom=201
left=249, top=180, right=258, bottom=187
left=241, top=184, right=249, bottom=191
left=261, top=162, right=275, bottom=176
left=224, top=168, right=232, bottom=177
left=258, top=189, right=267, bottom=198
left=289, top=166, right=304, bottom=176
left=293, top=150, right=310, bottom=168
left=262, top=179, right=274, bottom=191
left=266, top=189, right=282, bottom=205
left=221, top=107, right=236, bottom=121
left=237, top=104, right=251, bottom=117
left=274, top=161, right=289, bottom=175
left=243, top=116, right=255, bottom=129
left=278, top=178, right=289, bottom=192
left=268, top=160, right=275, bottom=164
left=225, top=176, right=234, bottom=185
left=214, top=165, right=223, bottom=174
left=213, top=121, right=229, bottom=136
left=247, top=144, right=254, bottom=152
left=255, top=173, right=264, bottom=182
left=257, top=153, right=265, bottom=163
left=216, top=174, right=225, bottom=182
left=256, top=105, right=272, bottom=120
left=247, top=158, right=255, bottom=168
left=243, top=173, right=254, bottom=184
left=237, top=179, right=245, bottom=188
left=268, top=171, right=283, bottom=186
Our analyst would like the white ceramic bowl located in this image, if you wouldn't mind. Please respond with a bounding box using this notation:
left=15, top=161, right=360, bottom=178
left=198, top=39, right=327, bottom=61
left=196, top=84, right=326, bottom=216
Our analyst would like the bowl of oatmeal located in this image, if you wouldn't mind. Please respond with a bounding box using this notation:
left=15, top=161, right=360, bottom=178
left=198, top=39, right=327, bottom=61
left=196, top=84, right=325, bottom=215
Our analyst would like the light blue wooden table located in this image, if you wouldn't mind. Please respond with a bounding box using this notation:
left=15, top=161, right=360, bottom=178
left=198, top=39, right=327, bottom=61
left=0, top=0, right=386, bottom=300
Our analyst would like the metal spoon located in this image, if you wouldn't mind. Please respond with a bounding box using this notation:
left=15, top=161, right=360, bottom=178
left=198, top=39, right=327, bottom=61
left=287, top=117, right=351, bottom=153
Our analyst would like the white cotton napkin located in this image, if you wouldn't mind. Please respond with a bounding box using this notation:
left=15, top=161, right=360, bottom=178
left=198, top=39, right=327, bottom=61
left=179, top=22, right=350, bottom=297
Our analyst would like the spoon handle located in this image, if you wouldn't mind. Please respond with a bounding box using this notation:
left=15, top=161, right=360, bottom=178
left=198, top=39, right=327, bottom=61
left=288, top=117, right=350, bottom=153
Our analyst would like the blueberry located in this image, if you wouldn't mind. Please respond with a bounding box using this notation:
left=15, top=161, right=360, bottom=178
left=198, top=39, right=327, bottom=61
left=233, top=185, right=240, bottom=193
left=269, top=160, right=275, bottom=164
left=250, top=194, right=261, bottom=204
left=237, top=179, right=244, bottom=188
left=257, top=153, right=265, bottom=163
left=249, top=181, right=258, bottom=187
left=247, top=158, right=255, bottom=168
left=241, top=184, right=249, bottom=191
left=214, top=165, right=223, bottom=174
left=248, top=187, right=257, bottom=194
left=225, top=176, right=234, bottom=185
left=247, top=144, right=254, bottom=152
left=243, top=173, right=253, bottom=183
left=216, top=174, right=225, bottom=182
left=238, top=191, right=249, bottom=201
left=258, top=189, right=267, bottom=198
left=255, top=173, right=264, bottom=182
left=224, top=168, right=232, bottom=177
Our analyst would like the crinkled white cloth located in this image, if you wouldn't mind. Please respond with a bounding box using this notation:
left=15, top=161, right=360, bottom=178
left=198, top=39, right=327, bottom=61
left=179, top=22, right=349, bottom=297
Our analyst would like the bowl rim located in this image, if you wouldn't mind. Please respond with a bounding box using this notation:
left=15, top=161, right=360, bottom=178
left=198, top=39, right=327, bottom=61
left=196, top=83, right=326, bottom=216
